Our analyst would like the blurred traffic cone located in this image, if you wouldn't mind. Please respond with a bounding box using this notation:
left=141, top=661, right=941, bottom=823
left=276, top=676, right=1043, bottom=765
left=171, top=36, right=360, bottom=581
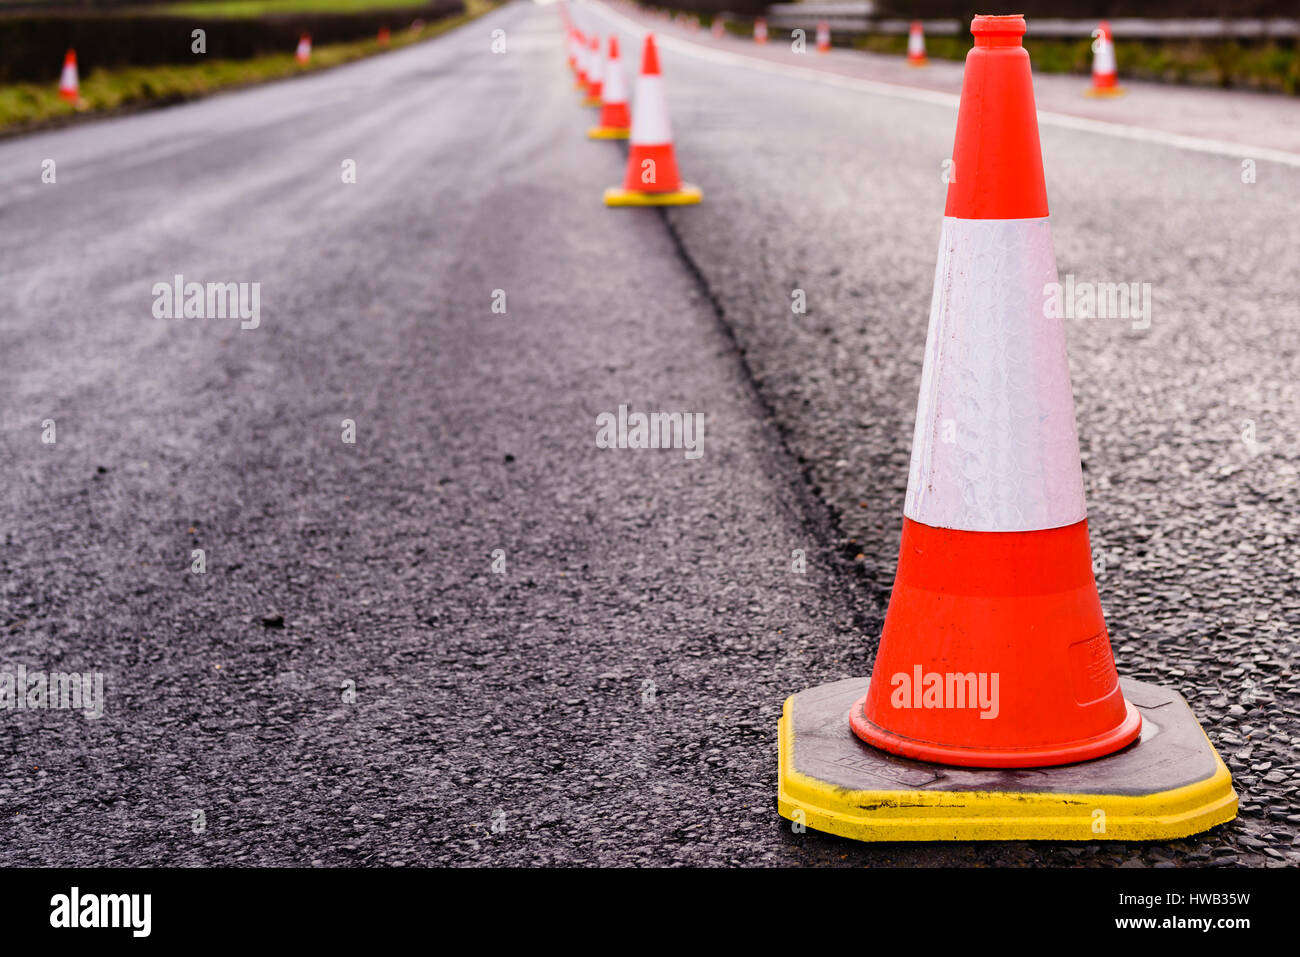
left=850, top=13, right=1140, bottom=768
left=589, top=35, right=631, bottom=139
left=58, top=49, right=80, bottom=104
left=566, top=27, right=577, bottom=74
left=583, top=33, right=604, bottom=106
left=907, top=21, right=928, bottom=66
left=816, top=21, right=831, bottom=54
left=1086, top=21, right=1125, bottom=97
left=378, top=27, right=390, bottom=46
left=754, top=18, right=767, bottom=44
left=604, top=34, right=701, bottom=206
left=711, top=18, right=725, bottom=39
left=574, top=29, right=589, bottom=90
left=295, top=34, right=312, bottom=64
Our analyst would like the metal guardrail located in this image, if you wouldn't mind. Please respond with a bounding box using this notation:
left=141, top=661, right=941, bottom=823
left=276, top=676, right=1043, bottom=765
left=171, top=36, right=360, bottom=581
left=1030, top=18, right=1300, bottom=39
left=763, top=6, right=1300, bottom=39
left=768, top=1, right=877, bottom=14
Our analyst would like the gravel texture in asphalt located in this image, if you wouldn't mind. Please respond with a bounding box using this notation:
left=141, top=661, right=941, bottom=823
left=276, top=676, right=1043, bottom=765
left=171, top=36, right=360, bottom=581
left=0, top=1, right=1296, bottom=866
left=601, top=3, right=1300, bottom=865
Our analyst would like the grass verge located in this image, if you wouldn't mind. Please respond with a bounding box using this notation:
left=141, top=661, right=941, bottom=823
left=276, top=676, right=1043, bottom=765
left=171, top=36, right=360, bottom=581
left=675, top=9, right=1299, bottom=96
left=851, top=34, right=1299, bottom=95
left=152, top=0, right=432, bottom=18
left=0, top=0, right=498, bottom=136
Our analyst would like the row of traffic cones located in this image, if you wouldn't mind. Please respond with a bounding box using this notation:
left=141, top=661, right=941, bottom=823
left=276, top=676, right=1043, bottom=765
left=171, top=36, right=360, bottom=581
left=566, top=17, right=701, bottom=206
left=566, top=0, right=1241, bottom=844
left=560, top=6, right=1234, bottom=842
left=54, top=35, right=314, bottom=106
left=554, top=1, right=1236, bottom=845
left=746, top=17, right=923, bottom=62
left=52, top=27, right=413, bottom=106
left=739, top=14, right=1122, bottom=94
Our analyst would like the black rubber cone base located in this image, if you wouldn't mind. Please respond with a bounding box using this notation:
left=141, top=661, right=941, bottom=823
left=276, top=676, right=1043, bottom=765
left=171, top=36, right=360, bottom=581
left=777, top=677, right=1237, bottom=841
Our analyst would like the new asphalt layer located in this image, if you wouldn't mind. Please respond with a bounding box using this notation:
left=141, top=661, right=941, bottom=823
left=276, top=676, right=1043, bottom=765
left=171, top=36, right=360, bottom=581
left=0, top=0, right=1296, bottom=866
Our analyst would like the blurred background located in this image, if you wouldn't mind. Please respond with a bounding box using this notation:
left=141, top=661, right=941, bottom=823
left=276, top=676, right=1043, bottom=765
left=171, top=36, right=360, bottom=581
left=2, top=0, right=1296, bottom=136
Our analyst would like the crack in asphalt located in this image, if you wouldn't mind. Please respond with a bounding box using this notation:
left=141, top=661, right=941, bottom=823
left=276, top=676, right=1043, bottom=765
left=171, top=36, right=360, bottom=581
left=655, top=205, right=887, bottom=638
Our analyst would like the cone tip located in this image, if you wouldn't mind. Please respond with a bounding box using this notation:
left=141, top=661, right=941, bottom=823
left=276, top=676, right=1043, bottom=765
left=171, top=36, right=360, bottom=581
left=948, top=12, right=1047, bottom=219
left=970, top=14, right=1026, bottom=34
left=970, top=14, right=1026, bottom=46
left=642, top=33, right=660, bottom=75
left=609, top=35, right=619, bottom=58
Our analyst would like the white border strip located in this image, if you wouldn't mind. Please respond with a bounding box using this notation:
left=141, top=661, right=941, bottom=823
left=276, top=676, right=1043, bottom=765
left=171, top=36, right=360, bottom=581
left=590, top=1, right=1300, bottom=169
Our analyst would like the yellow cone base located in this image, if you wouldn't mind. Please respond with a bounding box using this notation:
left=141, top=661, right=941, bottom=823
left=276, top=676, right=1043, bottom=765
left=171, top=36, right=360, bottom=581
left=604, top=185, right=703, bottom=207
left=907, top=59, right=929, bottom=68
left=777, top=677, right=1237, bottom=842
left=581, top=96, right=602, bottom=107
left=588, top=126, right=631, bottom=140
left=1085, top=86, right=1127, bottom=98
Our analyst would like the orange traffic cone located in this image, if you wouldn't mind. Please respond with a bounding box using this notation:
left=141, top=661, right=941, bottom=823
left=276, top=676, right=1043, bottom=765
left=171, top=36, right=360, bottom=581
left=295, top=34, right=312, bottom=64
left=378, top=27, right=390, bottom=46
left=907, top=21, right=928, bottom=66
left=572, top=28, right=587, bottom=89
left=566, top=27, right=577, bottom=74
left=58, top=49, right=80, bottom=104
left=754, top=17, right=768, bottom=44
left=589, top=35, right=631, bottom=139
left=776, top=13, right=1237, bottom=844
left=711, top=18, right=725, bottom=40
left=604, top=34, right=701, bottom=207
left=583, top=33, right=604, bottom=107
left=849, top=13, right=1140, bottom=768
left=1086, top=20, right=1125, bottom=97
left=816, top=21, right=831, bottom=54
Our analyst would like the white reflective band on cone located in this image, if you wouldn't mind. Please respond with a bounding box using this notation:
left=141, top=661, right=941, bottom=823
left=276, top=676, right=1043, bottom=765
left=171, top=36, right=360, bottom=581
left=904, top=216, right=1087, bottom=533
left=604, top=55, right=627, bottom=105
left=591, top=44, right=605, bottom=82
left=1094, top=41, right=1117, bottom=76
left=908, top=31, right=924, bottom=55
left=61, top=65, right=77, bottom=87
left=630, top=75, right=672, bottom=145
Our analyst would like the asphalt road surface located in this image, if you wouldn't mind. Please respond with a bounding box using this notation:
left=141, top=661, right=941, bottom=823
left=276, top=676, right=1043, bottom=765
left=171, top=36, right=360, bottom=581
left=1, top=0, right=1297, bottom=867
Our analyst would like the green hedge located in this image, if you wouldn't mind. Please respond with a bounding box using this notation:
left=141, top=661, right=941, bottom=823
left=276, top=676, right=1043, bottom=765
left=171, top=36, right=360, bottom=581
left=635, top=0, right=768, bottom=18
left=0, top=1, right=461, bottom=83
left=873, top=1, right=1299, bottom=16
